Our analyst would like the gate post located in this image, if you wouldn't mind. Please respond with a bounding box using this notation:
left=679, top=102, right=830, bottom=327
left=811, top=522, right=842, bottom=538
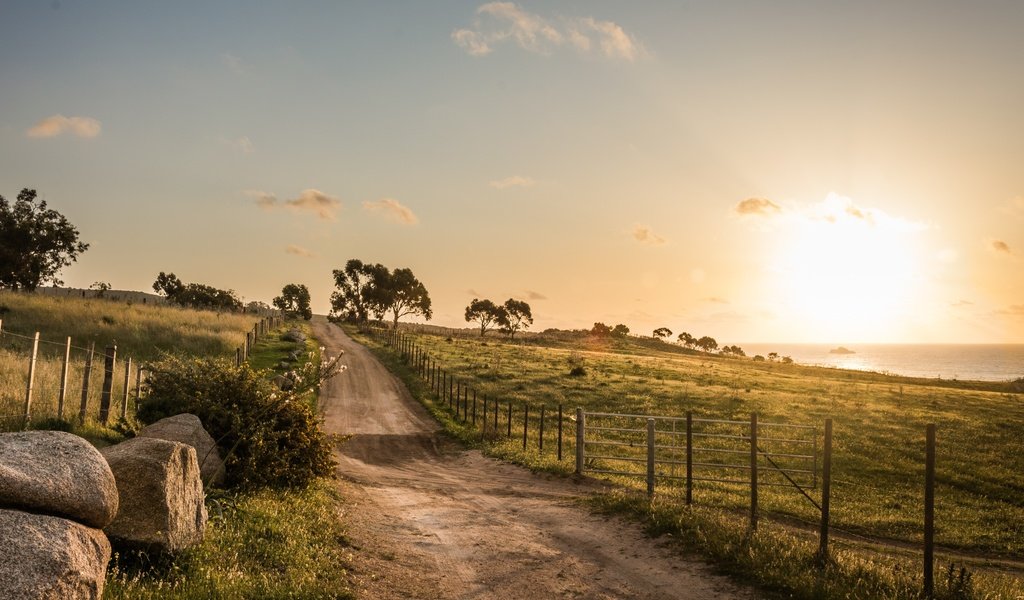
left=818, top=418, right=833, bottom=565
left=750, top=412, right=758, bottom=530
left=646, top=418, right=656, bottom=498
left=575, top=408, right=585, bottom=474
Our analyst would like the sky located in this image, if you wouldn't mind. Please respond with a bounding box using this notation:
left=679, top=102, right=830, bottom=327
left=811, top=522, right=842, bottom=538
left=1, top=1, right=1022, bottom=344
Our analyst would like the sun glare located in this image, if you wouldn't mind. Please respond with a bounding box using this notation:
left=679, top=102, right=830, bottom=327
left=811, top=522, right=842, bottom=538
left=770, top=194, right=926, bottom=341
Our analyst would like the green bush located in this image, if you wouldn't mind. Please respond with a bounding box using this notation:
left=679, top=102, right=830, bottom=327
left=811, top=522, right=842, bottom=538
left=138, top=356, right=334, bottom=490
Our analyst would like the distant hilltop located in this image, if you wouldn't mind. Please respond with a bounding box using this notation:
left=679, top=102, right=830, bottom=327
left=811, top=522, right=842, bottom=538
left=829, top=346, right=856, bottom=354
left=35, top=286, right=167, bottom=305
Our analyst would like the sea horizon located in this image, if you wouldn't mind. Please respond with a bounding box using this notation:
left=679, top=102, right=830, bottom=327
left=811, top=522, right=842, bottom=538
left=738, top=342, right=1024, bottom=382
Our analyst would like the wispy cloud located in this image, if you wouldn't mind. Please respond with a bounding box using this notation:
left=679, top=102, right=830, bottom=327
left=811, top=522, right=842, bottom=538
left=489, top=175, right=536, bottom=189
left=734, top=197, right=782, bottom=217
left=285, top=245, right=315, bottom=258
left=26, top=114, right=101, bottom=138
left=249, top=188, right=342, bottom=220
left=950, top=299, right=974, bottom=308
left=221, top=53, right=245, bottom=73
left=363, top=198, right=419, bottom=225
left=453, top=3, right=643, bottom=61
left=996, top=304, right=1024, bottom=317
left=990, top=239, right=1012, bottom=254
left=704, top=297, right=729, bottom=304
left=631, top=225, right=666, bottom=246
left=221, top=135, right=254, bottom=153
left=526, top=290, right=547, bottom=300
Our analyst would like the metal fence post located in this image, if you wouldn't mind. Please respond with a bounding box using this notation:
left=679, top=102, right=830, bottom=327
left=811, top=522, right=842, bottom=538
left=575, top=408, right=585, bottom=474
left=647, top=418, right=656, bottom=498
left=924, top=424, right=936, bottom=598
left=557, top=404, right=563, bottom=461
left=686, top=411, right=693, bottom=505
left=750, top=412, right=758, bottom=530
left=818, top=418, right=833, bottom=565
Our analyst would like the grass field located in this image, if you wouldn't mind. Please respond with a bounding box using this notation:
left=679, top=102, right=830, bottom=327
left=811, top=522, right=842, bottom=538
left=352, top=325, right=1024, bottom=598
left=0, top=290, right=259, bottom=429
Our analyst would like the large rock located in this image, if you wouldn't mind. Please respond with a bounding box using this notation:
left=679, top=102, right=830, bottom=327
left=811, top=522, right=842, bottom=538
left=100, top=437, right=207, bottom=552
left=0, top=508, right=111, bottom=600
left=282, top=328, right=306, bottom=343
left=138, top=413, right=225, bottom=487
left=0, top=431, right=118, bottom=529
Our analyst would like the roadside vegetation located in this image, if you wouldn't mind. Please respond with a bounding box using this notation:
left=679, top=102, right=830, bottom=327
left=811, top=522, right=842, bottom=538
left=0, top=290, right=352, bottom=598
left=349, top=324, right=1024, bottom=599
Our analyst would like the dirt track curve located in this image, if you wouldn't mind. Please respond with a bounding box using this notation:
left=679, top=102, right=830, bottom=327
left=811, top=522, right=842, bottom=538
left=314, top=319, right=757, bottom=600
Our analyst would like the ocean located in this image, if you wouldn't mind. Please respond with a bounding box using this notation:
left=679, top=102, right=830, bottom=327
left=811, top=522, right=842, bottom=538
left=737, top=344, right=1024, bottom=382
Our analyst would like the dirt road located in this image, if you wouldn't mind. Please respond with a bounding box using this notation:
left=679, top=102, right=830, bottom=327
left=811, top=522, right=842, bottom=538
left=315, top=319, right=756, bottom=599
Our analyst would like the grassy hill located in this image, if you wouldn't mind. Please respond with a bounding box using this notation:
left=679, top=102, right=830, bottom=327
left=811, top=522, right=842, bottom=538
left=353, top=324, right=1024, bottom=598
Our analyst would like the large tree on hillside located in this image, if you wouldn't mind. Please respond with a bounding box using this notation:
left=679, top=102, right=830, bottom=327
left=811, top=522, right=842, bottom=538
left=465, top=298, right=503, bottom=336
left=363, top=266, right=432, bottom=328
left=611, top=324, right=630, bottom=337
left=152, top=271, right=241, bottom=311
left=497, top=298, right=532, bottom=339
left=0, top=189, right=89, bottom=291
left=329, top=259, right=386, bottom=322
left=653, top=327, right=672, bottom=339
left=677, top=331, right=695, bottom=348
left=696, top=336, right=718, bottom=353
left=273, top=283, right=313, bottom=320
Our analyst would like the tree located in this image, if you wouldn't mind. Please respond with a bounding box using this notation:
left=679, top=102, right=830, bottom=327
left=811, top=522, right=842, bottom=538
left=695, top=336, right=718, bottom=353
left=767, top=352, right=779, bottom=362
left=653, top=327, right=672, bottom=339
left=273, top=283, right=313, bottom=320
left=611, top=324, right=630, bottom=337
left=677, top=332, right=695, bottom=348
left=465, top=298, right=502, bottom=336
left=329, top=259, right=384, bottom=322
left=153, top=272, right=184, bottom=298
left=591, top=322, right=612, bottom=336
left=497, top=298, right=533, bottom=339
left=90, top=281, right=111, bottom=297
left=0, top=189, right=89, bottom=291
left=362, top=266, right=432, bottom=328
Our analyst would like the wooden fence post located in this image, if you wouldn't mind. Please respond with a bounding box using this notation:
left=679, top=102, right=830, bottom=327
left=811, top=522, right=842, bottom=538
left=99, top=345, right=117, bottom=424
left=750, top=412, right=758, bottom=530
left=236, top=347, right=242, bottom=367
left=686, top=411, right=693, bottom=505
left=79, top=342, right=95, bottom=423
left=494, top=396, right=499, bottom=431
left=818, top=418, right=833, bottom=565
left=647, top=418, right=656, bottom=498
left=120, top=357, right=132, bottom=419
left=23, top=332, right=40, bottom=427
left=575, top=408, right=585, bottom=474
left=135, top=363, right=144, bottom=406
left=924, top=424, right=936, bottom=598
left=57, top=336, right=71, bottom=420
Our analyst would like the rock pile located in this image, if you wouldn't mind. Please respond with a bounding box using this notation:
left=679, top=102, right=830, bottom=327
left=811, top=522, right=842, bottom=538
left=0, top=431, right=117, bottom=599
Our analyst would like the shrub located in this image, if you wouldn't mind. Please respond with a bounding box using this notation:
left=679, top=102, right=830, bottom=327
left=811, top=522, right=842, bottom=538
left=138, top=356, right=334, bottom=490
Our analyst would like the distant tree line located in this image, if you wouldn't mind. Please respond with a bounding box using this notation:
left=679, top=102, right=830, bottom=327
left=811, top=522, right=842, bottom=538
left=329, top=259, right=432, bottom=328
left=152, top=272, right=243, bottom=311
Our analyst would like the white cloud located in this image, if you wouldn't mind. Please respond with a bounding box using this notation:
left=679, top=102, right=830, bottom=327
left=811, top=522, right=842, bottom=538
left=26, top=114, right=101, bottom=138
left=249, top=188, right=342, bottom=220
left=453, top=3, right=643, bottom=61
left=631, top=224, right=666, bottom=246
left=489, top=175, right=536, bottom=189
left=285, top=245, right=315, bottom=258
left=363, top=198, right=419, bottom=225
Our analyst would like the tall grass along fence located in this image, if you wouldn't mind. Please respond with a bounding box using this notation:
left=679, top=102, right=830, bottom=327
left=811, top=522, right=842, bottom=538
left=367, top=325, right=951, bottom=598
left=1, top=316, right=281, bottom=432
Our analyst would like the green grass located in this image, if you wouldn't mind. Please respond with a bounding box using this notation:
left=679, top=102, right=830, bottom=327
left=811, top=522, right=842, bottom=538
left=104, top=479, right=354, bottom=600
left=351, top=325, right=1024, bottom=599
